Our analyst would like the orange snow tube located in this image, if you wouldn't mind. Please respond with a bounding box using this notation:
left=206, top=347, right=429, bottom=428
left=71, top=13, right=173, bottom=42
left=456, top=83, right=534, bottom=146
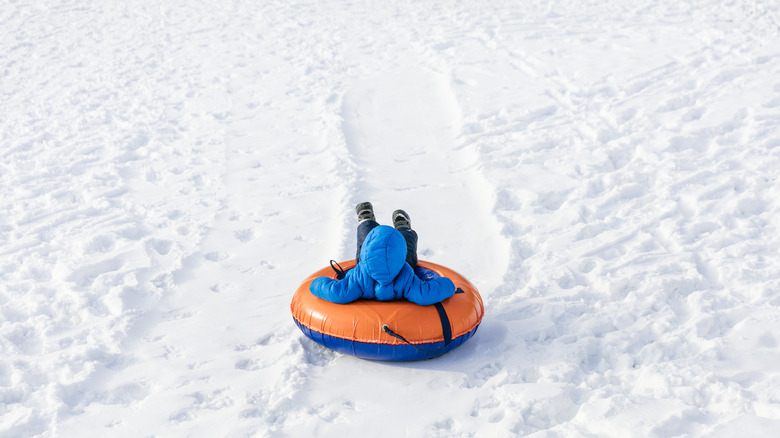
left=291, top=260, right=484, bottom=361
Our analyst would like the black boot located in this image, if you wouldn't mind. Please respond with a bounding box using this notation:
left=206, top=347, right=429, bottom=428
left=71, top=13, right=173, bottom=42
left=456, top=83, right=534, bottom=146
left=392, top=209, right=411, bottom=229
left=356, top=202, right=375, bottom=223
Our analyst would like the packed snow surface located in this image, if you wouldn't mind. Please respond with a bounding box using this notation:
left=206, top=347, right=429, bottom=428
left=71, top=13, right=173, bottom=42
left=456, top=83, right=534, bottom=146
left=3, top=0, right=780, bottom=436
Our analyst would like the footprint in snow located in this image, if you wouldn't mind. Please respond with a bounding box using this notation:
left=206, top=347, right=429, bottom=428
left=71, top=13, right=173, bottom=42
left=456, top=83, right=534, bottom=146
left=233, top=228, right=254, bottom=242
left=146, top=238, right=174, bottom=256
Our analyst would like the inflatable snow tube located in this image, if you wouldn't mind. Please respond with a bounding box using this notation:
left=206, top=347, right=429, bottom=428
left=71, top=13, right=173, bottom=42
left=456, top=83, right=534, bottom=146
left=291, top=260, right=483, bottom=361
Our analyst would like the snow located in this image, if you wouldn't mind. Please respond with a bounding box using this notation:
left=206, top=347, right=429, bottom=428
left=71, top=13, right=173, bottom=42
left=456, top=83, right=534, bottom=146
left=2, top=0, right=780, bottom=436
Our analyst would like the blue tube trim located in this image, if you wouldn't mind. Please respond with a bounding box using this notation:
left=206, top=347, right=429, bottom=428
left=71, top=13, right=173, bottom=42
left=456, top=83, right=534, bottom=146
left=293, top=318, right=480, bottom=361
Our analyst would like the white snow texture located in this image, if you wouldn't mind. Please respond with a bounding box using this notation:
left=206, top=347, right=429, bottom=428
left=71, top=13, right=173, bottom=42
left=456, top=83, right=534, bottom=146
left=2, top=0, right=780, bottom=437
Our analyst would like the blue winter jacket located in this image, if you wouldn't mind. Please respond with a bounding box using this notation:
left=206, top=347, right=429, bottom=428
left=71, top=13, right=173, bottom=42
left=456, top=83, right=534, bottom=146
left=310, top=225, right=456, bottom=305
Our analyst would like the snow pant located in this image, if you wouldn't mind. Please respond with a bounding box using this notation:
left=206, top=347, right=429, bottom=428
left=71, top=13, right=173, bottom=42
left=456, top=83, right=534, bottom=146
left=355, top=220, right=418, bottom=267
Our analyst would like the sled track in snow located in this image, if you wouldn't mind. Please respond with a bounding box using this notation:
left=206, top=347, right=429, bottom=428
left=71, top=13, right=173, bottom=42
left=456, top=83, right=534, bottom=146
left=338, top=67, right=508, bottom=286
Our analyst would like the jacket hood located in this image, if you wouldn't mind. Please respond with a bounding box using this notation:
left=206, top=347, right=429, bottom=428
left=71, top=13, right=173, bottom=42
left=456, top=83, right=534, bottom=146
left=359, top=225, right=407, bottom=285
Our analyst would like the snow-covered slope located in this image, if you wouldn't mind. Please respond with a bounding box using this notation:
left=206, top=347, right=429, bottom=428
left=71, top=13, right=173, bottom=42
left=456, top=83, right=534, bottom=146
left=2, top=1, right=780, bottom=436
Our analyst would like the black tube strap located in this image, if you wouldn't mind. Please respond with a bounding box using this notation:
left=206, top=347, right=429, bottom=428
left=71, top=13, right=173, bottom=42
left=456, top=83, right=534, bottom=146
left=433, top=302, right=453, bottom=347
left=329, top=260, right=346, bottom=279
left=382, top=301, right=453, bottom=357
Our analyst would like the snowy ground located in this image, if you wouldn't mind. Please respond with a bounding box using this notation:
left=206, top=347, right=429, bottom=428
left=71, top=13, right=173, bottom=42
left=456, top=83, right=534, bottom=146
left=3, top=0, right=780, bottom=436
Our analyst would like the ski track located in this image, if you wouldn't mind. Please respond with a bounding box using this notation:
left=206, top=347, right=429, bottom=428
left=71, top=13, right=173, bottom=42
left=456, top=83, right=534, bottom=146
left=2, top=0, right=780, bottom=437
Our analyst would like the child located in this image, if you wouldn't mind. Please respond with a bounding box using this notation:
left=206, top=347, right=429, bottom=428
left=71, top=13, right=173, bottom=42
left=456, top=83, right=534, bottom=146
left=309, top=202, right=456, bottom=305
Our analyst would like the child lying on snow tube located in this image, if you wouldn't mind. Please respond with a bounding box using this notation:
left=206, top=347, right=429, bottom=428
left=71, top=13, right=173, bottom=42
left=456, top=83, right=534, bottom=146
left=309, top=202, right=456, bottom=305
